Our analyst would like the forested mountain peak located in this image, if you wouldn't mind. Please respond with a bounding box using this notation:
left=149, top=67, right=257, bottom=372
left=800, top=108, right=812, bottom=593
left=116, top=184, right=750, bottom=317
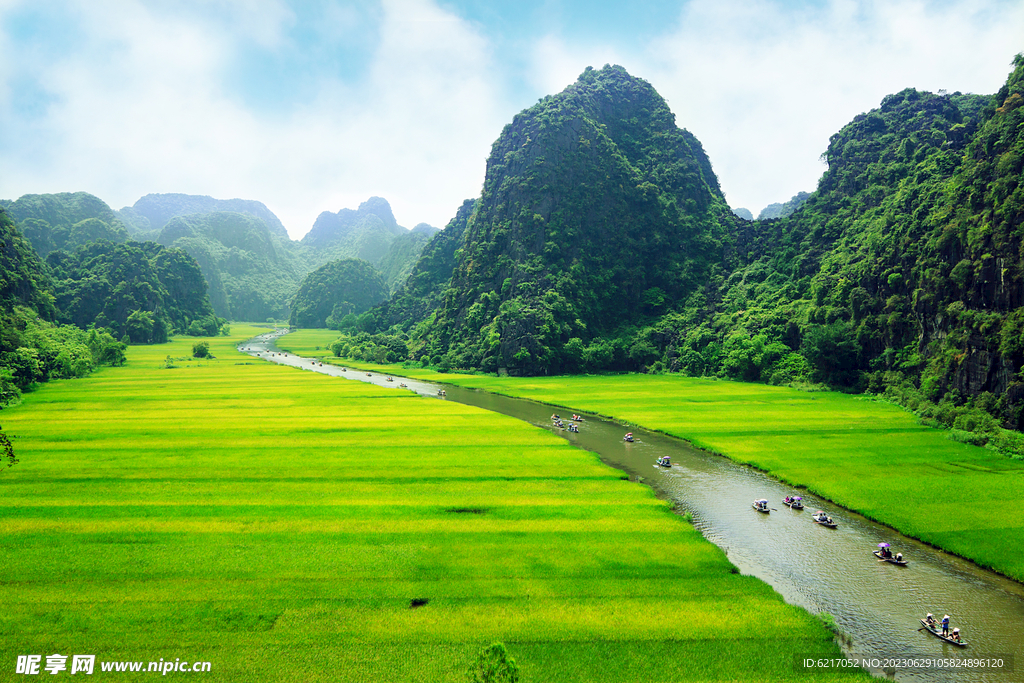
left=1, top=192, right=129, bottom=258
left=302, top=196, right=402, bottom=248
left=419, top=64, right=734, bottom=374
left=120, top=193, right=289, bottom=239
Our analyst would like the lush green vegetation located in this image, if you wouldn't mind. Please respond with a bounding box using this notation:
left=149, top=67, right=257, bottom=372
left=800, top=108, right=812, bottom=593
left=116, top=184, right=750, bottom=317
left=0, top=328, right=863, bottom=681
left=404, top=65, right=735, bottom=375
left=1, top=192, right=129, bottom=258
left=374, top=199, right=477, bottom=332
left=0, top=209, right=129, bottom=408
left=46, top=240, right=216, bottom=343
left=290, top=346, right=1024, bottom=584
left=119, top=192, right=291, bottom=240
left=288, top=259, right=390, bottom=329
left=756, top=191, right=811, bottom=220
left=156, top=211, right=307, bottom=321
left=347, top=55, right=1024, bottom=450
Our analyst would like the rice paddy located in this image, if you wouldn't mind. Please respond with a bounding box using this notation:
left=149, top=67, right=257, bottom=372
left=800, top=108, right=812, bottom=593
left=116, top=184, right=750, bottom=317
left=0, top=327, right=863, bottom=681
left=292, top=339, right=1024, bottom=585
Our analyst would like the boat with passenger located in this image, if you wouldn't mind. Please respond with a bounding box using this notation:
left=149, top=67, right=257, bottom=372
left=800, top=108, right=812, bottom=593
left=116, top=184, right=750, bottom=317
left=874, top=543, right=907, bottom=565
left=920, top=618, right=966, bottom=646
left=783, top=495, right=804, bottom=509
left=812, top=511, right=838, bottom=527
left=752, top=499, right=770, bottom=513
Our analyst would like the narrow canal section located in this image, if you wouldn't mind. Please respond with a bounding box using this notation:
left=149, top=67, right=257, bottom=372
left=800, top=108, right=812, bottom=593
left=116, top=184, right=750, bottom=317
left=245, top=332, right=1024, bottom=682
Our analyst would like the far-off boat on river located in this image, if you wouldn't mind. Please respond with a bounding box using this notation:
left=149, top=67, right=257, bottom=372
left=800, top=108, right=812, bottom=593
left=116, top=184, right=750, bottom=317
left=783, top=495, right=804, bottom=509
left=752, top=499, right=770, bottom=514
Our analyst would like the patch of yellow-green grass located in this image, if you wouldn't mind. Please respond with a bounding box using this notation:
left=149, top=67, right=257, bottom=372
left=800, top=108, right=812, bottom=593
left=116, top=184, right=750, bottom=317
left=325, top=363, right=1024, bottom=582
left=0, top=331, right=865, bottom=681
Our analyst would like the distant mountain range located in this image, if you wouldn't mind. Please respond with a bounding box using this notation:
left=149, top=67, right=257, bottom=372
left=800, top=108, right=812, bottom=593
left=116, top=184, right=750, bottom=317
left=4, top=192, right=438, bottom=322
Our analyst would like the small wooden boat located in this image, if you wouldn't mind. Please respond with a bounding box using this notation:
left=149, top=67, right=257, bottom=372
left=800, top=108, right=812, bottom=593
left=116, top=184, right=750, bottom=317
left=812, top=511, right=838, bottom=528
left=656, top=456, right=671, bottom=467
left=920, top=619, right=967, bottom=646
left=874, top=550, right=908, bottom=565
left=624, top=433, right=635, bottom=442
left=784, top=496, right=804, bottom=509
left=752, top=499, right=770, bottom=513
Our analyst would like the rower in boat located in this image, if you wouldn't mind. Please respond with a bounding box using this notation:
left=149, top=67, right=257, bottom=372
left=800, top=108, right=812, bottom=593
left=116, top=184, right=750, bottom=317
left=919, top=616, right=967, bottom=646
left=399, top=383, right=408, bottom=388
left=813, top=511, right=837, bottom=527
left=624, top=432, right=634, bottom=442
left=568, top=423, right=579, bottom=433
left=941, top=615, right=950, bottom=637
left=657, top=456, right=671, bottom=467
left=752, top=499, right=770, bottom=513
left=784, top=495, right=804, bottom=509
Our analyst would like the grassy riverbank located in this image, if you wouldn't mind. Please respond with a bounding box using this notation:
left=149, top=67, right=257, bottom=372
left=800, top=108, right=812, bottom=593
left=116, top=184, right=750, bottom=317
left=0, top=326, right=861, bottom=681
left=279, top=330, right=1024, bottom=583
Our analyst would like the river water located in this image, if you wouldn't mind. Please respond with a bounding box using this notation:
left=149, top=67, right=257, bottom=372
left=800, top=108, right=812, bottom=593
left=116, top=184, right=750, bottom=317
left=244, top=332, right=1023, bottom=681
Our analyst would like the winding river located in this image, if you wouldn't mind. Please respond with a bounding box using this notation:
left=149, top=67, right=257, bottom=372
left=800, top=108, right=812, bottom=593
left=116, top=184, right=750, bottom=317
left=244, top=331, right=1023, bottom=682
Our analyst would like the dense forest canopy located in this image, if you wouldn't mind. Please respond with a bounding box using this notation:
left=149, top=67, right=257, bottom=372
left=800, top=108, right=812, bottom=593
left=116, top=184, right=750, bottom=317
left=289, top=258, right=389, bottom=329
left=46, top=240, right=216, bottom=343
left=0, top=209, right=132, bottom=407
left=156, top=211, right=307, bottom=321
left=119, top=193, right=291, bottom=240
left=3, top=192, right=436, bottom=324
left=411, top=65, right=735, bottom=374
left=1, top=192, right=129, bottom=258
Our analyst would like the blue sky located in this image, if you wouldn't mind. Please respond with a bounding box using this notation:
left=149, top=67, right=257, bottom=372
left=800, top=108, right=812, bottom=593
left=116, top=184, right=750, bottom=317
left=1, top=0, right=1022, bottom=238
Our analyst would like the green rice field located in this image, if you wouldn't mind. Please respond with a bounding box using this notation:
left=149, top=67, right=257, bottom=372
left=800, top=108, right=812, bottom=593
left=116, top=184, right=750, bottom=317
left=279, top=330, right=1024, bottom=583
left=0, top=326, right=863, bottom=681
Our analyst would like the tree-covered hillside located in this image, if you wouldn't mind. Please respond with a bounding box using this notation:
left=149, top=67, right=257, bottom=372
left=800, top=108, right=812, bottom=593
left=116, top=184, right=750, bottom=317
left=47, top=240, right=215, bottom=344
left=156, top=211, right=307, bottom=321
left=757, top=191, right=811, bottom=220
left=337, top=55, right=1024, bottom=445
left=1, top=192, right=129, bottom=258
left=299, top=197, right=436, bottom=279
left=289, top=259, right=389, bottom=329
left=119, top=193, right=290, bottom=240
left=416, top=65, right=735, bottom=374
left=0, top=210, right=129, bottom=408
left=377, top=223, right=441, bottom=291
left=373, top=199, right=477, bottom=333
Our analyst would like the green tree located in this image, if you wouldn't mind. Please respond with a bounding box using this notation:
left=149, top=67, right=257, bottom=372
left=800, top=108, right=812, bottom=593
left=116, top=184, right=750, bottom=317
left=192, top=342, right=210, bottom=359
left=467, top=643, right=519, bottom=683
